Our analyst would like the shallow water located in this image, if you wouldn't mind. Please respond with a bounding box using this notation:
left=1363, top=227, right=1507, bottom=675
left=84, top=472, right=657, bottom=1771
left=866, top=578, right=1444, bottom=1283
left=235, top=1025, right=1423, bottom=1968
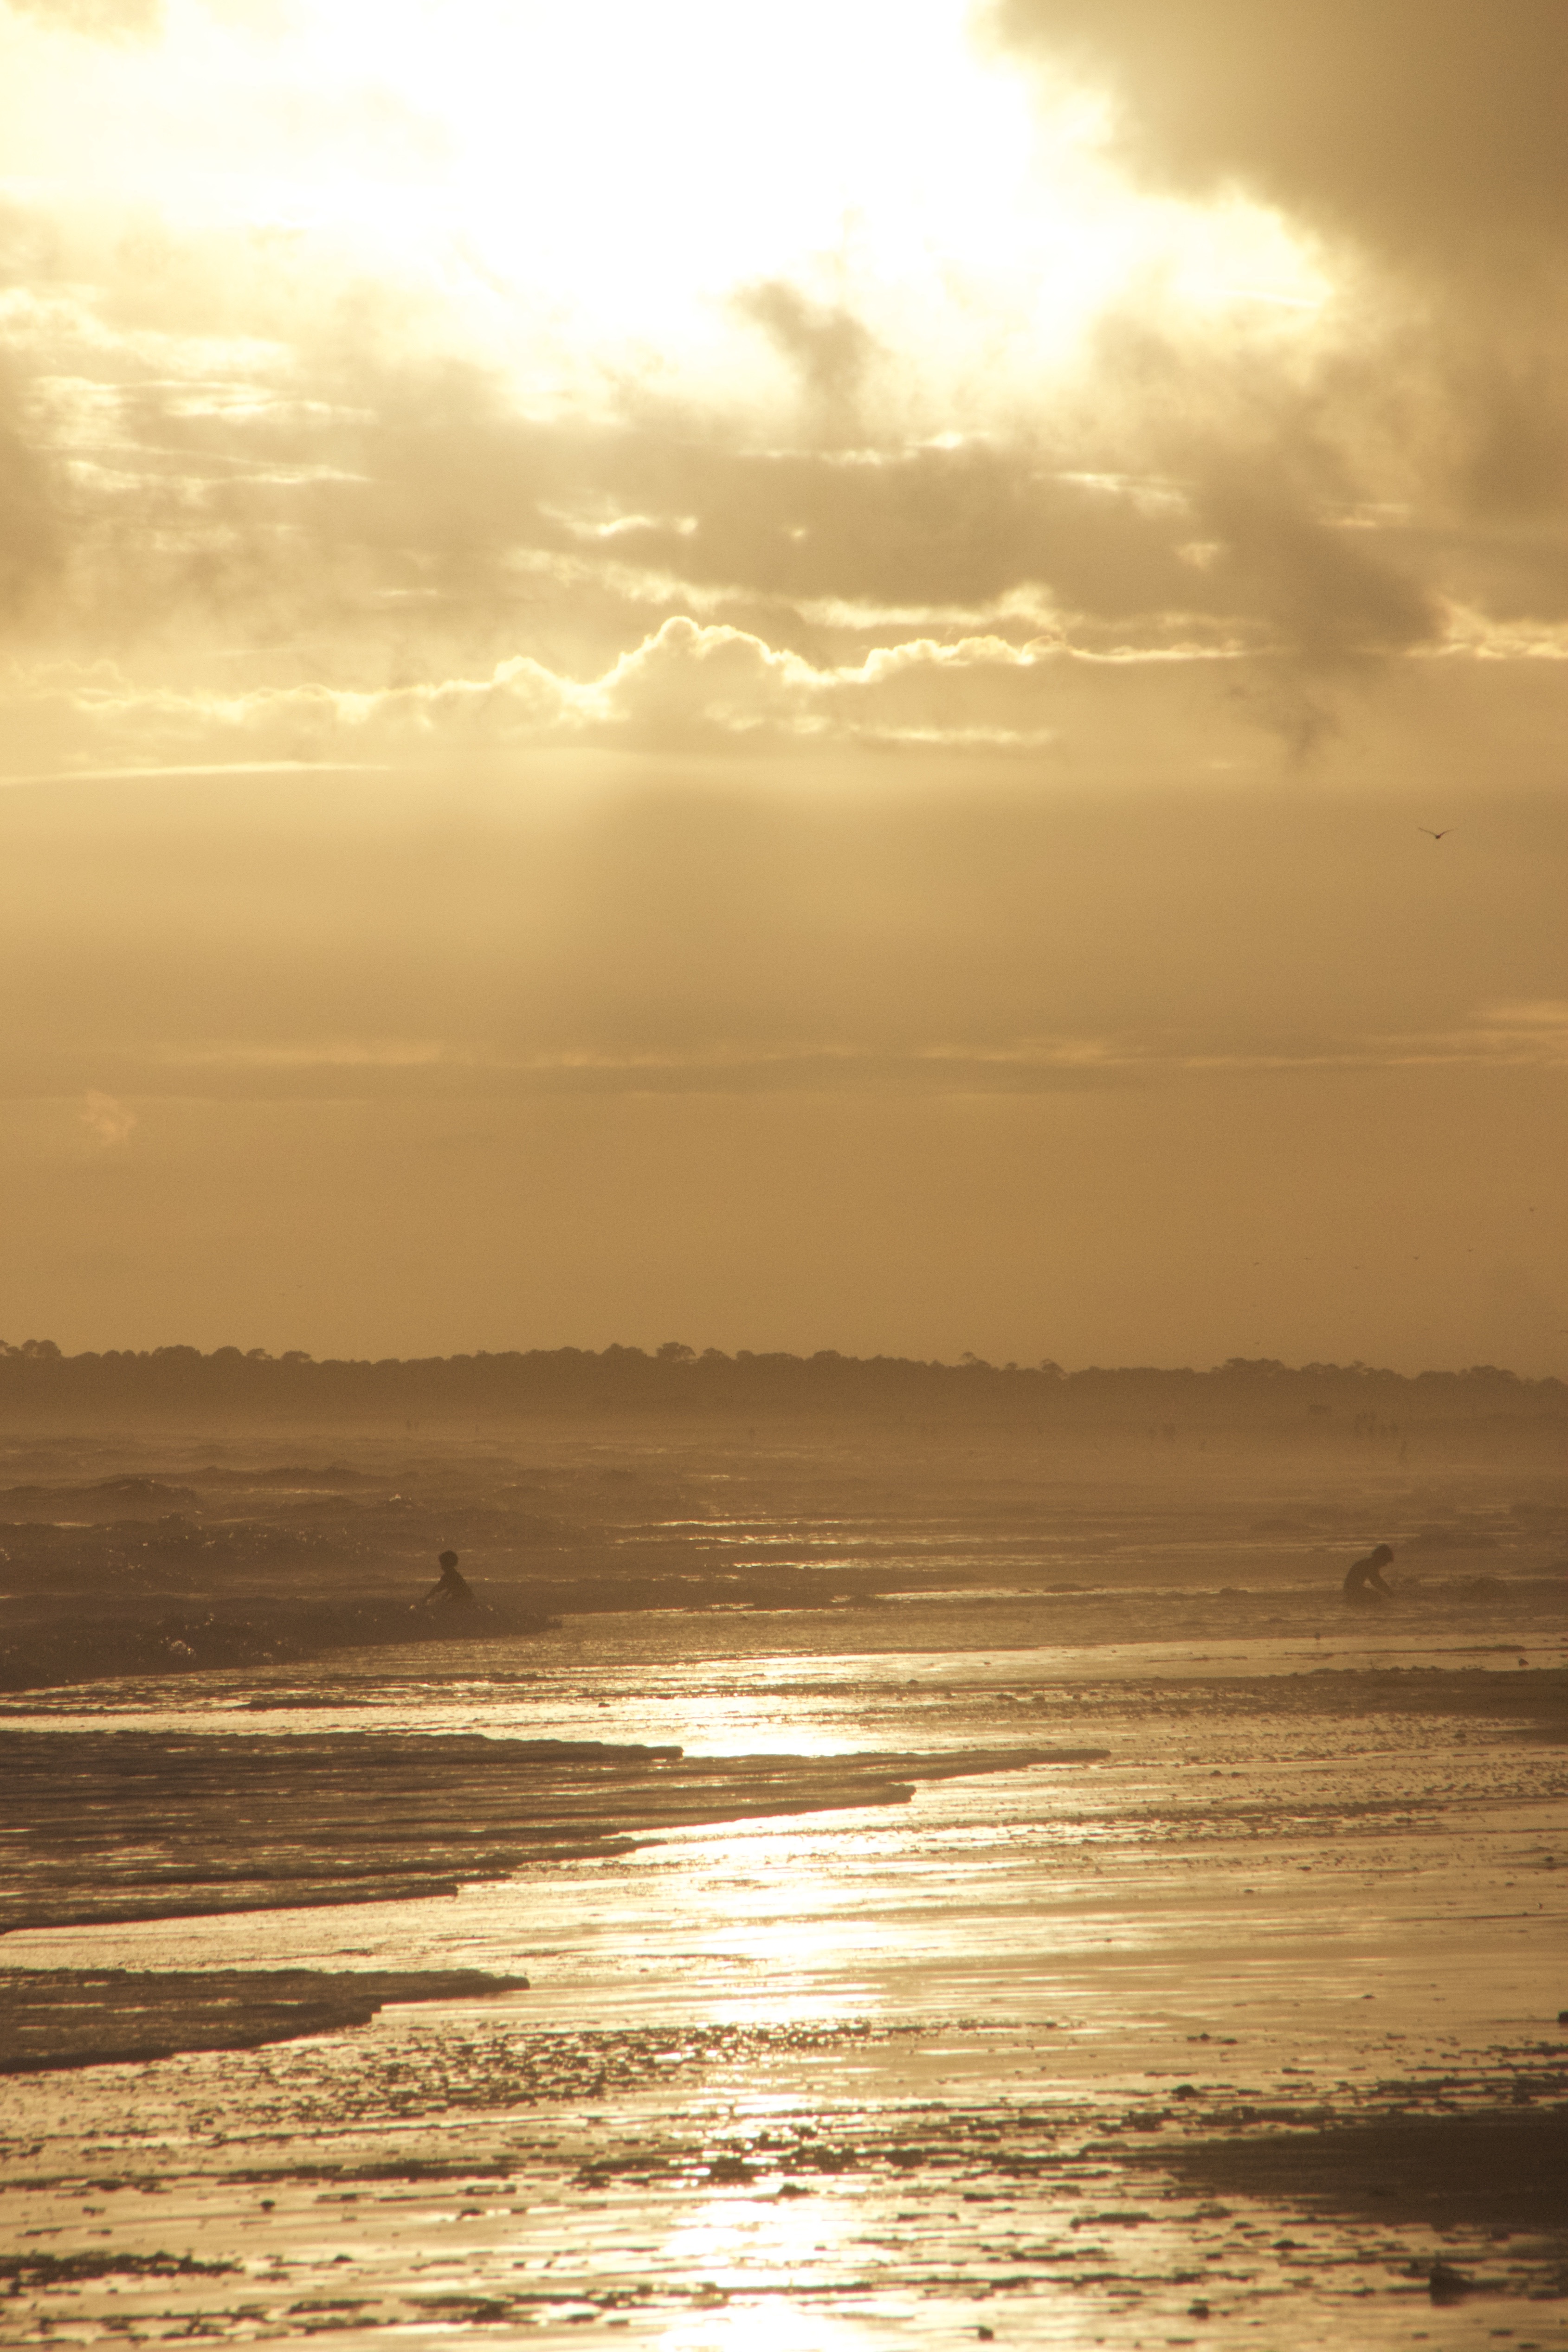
left=4, top=1431, right=1567, bottom=2344
left=5, top=1575, right=1568, bottom=2351
left=9, top=1570, right=1568, bottom=1740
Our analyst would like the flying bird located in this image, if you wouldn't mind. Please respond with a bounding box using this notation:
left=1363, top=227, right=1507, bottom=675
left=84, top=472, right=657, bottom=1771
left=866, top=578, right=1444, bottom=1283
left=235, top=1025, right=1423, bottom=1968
left=1418, top=827, right=1452, bottom=840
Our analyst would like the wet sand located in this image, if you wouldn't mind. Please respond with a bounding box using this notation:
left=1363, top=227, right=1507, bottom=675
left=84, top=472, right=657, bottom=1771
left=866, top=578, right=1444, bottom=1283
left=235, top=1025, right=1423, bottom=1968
left=0, top=1730, right=1103, bottom=1935
left=0, top=1971, right=530, bottom=2072
left=1, top=1434, right=1566, bottom=2346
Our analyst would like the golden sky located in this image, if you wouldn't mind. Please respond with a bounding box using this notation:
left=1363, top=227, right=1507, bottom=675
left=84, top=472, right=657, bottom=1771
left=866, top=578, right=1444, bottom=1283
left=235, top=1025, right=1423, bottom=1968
left=1, top=0, right=1564, bottom=1369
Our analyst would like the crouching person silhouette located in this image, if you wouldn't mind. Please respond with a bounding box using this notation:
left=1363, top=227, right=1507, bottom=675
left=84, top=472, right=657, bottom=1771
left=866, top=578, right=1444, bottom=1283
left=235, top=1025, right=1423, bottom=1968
left=1342, top=1543, right=1394, bottom=1606
left=421, top=1549, right=473, bottom=1608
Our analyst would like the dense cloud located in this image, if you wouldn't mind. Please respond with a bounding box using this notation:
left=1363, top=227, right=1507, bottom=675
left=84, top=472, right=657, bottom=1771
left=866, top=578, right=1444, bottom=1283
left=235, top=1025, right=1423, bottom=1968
left=2, top=1, right=1563, bottom=753
left=0, top=300, right=1497, bottom=771
left=3, top=0, right=1567, bottom=751
left=992, top=1, right=1568, bottom=259
left=996, top=1, right=1568, bottom=571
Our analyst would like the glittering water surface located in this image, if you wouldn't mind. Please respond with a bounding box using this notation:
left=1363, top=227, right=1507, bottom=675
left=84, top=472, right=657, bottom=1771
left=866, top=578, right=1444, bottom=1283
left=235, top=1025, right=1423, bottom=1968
left=4, top=1579, right=1568, bottom=2347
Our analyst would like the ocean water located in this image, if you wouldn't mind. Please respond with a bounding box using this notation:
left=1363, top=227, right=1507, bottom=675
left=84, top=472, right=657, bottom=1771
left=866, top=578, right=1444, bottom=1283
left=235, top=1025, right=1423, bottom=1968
left=2, top=1435, right=1567, bottom=2350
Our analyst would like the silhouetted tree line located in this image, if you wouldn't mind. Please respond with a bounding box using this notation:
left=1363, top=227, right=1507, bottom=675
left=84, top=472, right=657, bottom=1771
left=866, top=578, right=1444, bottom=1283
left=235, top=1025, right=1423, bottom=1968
left=0, top=1339, right=1562, bottom=1425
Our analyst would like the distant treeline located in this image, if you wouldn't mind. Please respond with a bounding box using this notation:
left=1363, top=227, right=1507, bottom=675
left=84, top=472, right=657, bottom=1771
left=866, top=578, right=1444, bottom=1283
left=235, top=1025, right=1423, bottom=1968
left=0, top=1340, right=1563, bottom=1427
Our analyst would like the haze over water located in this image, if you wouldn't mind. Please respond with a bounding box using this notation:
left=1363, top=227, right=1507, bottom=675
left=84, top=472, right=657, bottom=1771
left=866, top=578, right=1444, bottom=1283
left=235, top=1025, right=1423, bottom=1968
left=2, top=1406, right=1565, bottom=2346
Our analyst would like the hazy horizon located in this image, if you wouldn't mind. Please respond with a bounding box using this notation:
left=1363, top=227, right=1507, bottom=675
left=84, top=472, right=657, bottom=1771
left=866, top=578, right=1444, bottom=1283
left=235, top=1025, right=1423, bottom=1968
left=2, top=1333, right=1566, bottom=1384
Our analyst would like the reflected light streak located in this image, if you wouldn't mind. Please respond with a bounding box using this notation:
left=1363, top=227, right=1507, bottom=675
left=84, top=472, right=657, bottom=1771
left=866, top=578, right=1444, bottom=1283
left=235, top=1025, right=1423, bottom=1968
left=639, top=2278, right=893, bottom=2352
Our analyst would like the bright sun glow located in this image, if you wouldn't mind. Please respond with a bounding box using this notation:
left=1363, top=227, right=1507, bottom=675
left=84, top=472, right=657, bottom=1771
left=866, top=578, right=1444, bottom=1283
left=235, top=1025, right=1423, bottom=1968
left=1, top=0, right=1329, bottom=417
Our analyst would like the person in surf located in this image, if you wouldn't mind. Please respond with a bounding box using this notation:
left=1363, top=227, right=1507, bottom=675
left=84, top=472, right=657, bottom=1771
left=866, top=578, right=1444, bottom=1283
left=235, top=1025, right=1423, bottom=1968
left=421, top=1549, right=474, bottom=1607
left=1342, top=1543, right=1395, bottom=1605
